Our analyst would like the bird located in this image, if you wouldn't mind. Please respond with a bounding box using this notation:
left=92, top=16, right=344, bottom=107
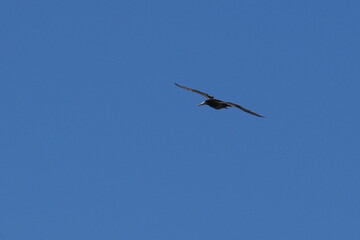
left=175, top=83, right=264, bottom=118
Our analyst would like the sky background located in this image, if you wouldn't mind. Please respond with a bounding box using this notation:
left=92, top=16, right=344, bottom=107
left=1, top=0, right=360, bottom=239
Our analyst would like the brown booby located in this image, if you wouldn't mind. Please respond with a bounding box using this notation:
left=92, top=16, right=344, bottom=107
left=175, top=83, right=264, bottom=118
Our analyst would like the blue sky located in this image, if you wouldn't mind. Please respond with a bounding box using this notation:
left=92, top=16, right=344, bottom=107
left=1, top=0, right=360, bottom=239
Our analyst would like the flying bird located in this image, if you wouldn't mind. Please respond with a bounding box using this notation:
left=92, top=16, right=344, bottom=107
left=175, top=83, right=264, bottom=118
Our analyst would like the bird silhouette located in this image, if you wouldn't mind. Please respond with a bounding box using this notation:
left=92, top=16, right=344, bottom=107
left=175, top=83, right=264, bottom=118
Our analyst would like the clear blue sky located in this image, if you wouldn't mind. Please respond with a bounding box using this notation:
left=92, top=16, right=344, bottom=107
left=1, top=0, right=360, bottom=239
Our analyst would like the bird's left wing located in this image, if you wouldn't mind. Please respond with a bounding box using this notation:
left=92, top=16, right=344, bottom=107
left=224, top=102, right=265, bottom=118
left=175, top=83, right=213, bottom=99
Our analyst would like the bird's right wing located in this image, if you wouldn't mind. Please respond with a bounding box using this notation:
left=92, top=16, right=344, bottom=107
left=175, top=83, right=213, bottom=99
left=224, top=102, right=265, bottom=118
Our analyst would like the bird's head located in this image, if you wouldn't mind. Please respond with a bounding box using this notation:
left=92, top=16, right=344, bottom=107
left=198, top=100, right=207, bottom=106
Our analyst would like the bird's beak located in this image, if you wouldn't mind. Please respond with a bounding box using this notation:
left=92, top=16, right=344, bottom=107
left=198, top=101, right=206, bottom=106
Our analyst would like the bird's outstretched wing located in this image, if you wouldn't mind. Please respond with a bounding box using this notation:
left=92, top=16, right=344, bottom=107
left=224, top=102, right=265, bottom=118
left=175, top=83, right=213, bottom=99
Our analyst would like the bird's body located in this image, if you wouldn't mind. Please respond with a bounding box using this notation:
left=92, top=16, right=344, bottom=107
left=175, top=83, right=264, bottom=118
left=199, top=99, right=231, bottom=109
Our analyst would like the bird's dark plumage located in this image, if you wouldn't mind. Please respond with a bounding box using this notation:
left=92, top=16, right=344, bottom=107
left=175, top=83, right=213, bottom=99
left=175, top=83, right=264, bottom=118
